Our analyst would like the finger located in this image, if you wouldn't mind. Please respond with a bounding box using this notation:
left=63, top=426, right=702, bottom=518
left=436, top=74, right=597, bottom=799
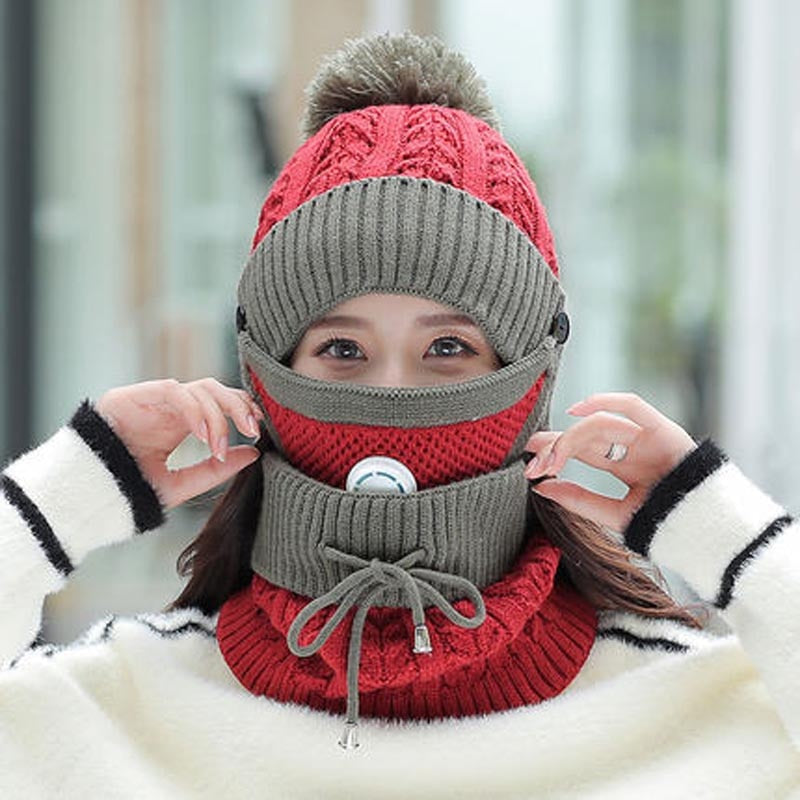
left=160, top=380, right=210, bottom=445
left=567, top=392, right=669, bottom=430
left=545, top=412, right=642, bottom=477
left=196, top=378, right=262, bottom=440
left=243, top=387, right=265, bottom=416
left=159, top=445, right=260, bottom=510
left=101, top=379, right=207, bottom=445
left=530, top=478, right=633, bottom=532
left=185, top=383, right=231, bottom=462
left=524, top=412, right=641, bottom=480
left=524, top=430, right=560, bottom=453
left=523, top=430, right=561, bottom=474
left=235, top=387, right=266, bottom=422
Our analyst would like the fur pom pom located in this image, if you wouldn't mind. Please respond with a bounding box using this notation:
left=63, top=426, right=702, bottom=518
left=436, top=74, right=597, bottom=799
left=302, top=32, right=500, bottom=138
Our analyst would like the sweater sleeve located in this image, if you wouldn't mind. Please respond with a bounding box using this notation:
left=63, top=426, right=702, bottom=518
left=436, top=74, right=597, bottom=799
left=623, top=439, right=800, bottom=744
left=0, top=400, right=165, bottom=664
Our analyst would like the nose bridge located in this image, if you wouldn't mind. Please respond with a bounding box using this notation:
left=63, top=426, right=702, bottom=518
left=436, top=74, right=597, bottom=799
left=368, top=306, right=418, bottom=387
left=371, top=354, right=412, bottom=387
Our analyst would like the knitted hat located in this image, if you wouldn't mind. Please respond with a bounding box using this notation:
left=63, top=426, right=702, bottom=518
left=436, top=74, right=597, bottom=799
left=238, top=32, right=565, bottom=369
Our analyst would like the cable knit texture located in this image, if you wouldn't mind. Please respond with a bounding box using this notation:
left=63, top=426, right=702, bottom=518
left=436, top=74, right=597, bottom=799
left=251, top=368, right=546, bottom=489
left=217, top=536, right=597, bottom=718
left=251, top=104, right=559, bottom=276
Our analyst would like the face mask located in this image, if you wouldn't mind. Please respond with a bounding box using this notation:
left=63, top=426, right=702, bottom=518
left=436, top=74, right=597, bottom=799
left=240, top=328, right=561, bottom=492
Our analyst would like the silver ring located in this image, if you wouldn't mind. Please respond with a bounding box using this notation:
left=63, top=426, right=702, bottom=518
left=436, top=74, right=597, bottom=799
left=604, top=442, right=628, bottom=462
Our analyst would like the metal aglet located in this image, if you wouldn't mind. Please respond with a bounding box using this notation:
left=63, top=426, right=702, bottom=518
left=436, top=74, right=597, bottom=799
left=338, top=721, right=360, bottom=750
left=413, top=623, right=433, bottom=654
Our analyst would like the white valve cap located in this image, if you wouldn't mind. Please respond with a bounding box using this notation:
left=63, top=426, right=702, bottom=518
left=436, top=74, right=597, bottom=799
left=345, top=456, right=418, bottom=494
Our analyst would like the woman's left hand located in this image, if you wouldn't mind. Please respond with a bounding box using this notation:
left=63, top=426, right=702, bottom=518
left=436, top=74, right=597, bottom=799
left=523, top=392, right=697, bottom=532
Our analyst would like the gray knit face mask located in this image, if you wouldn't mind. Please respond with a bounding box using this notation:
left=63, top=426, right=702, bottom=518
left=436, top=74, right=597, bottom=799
left=237, top=326, right=561, bottom=488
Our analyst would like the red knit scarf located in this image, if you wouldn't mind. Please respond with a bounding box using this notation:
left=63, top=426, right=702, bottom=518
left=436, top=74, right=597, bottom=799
left=217, top=535, right=597, bottom=719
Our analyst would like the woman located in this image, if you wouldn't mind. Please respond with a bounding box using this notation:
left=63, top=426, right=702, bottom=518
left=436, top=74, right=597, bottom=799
left=1, top=32, right=798, bottom=798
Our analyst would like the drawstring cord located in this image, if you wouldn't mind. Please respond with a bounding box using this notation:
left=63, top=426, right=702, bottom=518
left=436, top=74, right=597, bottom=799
left=286, top=545, right=487, bottom=750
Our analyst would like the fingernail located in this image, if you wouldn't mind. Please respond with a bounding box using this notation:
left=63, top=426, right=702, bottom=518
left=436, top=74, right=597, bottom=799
left=216, top=436, right=227, bottom=462
left=199, top=421, right=209, bottom=444
left=247, top=414, right=259, bottom=438
left=545, top=450, right=556, bottom=467
left=523, top=456, right=539, bottom=478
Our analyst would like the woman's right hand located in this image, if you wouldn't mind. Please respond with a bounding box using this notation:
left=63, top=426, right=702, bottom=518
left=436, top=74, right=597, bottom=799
left=524, top=392, right=696, bottom=532
left=94, top=378, right=265, bottom=510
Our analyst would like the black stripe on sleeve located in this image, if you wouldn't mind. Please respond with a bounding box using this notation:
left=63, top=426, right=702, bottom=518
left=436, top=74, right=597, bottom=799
left=7, top=614, right=216, bottom=670
left=89, top=615, right=216, bottom=646
left=597, top=627, right=689, bottom=654
left=69, top=399, right=165, bottom=533
left=715, top=514, right=795, bottom=609
left=138, top=619, right=217, bottom=640
left=624, top=439, right=728, bottom=558
left=0, top=473, right=74, bottom=576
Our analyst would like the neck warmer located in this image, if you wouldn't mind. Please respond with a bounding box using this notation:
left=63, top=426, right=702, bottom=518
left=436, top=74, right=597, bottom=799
left=217, top=466, right=597, bottom=748
left=216, top=454, right=597, bottom=747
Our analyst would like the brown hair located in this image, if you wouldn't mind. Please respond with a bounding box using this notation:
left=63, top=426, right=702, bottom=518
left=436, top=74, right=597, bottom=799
left=529, top=491, right=702, bottom=626
left=170, top=437, right=268, bottom=615
left=170, top=445, right=702, bottom=628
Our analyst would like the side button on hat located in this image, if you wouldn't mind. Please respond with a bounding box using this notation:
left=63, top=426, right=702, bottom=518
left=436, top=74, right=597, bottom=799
left=550, top=311, right=570, bottom=344
left=236, top=305, right=248, bottom=333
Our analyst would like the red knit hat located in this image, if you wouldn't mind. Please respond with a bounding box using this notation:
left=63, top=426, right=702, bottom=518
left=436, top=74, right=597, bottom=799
left=237, top=37, right=567, bottom=370
left=251, top=102, right=560, bottom=277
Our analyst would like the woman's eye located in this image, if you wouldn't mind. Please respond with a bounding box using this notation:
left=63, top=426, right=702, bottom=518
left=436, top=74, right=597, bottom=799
left=426, top=337, right=477, bottom=358
left=317, top=338, right=365, bottom=360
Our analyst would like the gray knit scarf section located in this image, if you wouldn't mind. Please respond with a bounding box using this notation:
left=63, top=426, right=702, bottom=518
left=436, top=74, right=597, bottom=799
left=237, top=175, right=564, bottom=364
left=250, top=453, right=531, bottom=604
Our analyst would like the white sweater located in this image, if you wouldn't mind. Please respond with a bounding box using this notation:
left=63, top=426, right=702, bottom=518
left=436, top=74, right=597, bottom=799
left=1, top=402, right=799, bottom=799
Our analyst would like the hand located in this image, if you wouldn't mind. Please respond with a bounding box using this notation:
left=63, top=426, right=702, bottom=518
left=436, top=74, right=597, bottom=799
left=523, top=392, right=697, bottom=532
left=95, top=378, right=265, bottom=511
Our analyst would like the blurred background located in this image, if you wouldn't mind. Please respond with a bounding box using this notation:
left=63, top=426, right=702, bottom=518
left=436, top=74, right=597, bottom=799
left=1, top=0, right=798, bottom=642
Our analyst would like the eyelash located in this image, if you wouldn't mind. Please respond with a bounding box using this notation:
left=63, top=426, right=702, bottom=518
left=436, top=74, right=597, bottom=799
left=314, top=338, right=365, bottom=360
left=313, top=335, right=480, bottom=360
left=426, top=336, right=479, bottom=358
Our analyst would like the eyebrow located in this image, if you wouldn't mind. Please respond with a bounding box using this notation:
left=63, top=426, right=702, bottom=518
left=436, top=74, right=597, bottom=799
left=417, top=313, right=478, bottom=328
left=308, top=315, right=369, bottom=330
left=307, top=313, right=478, bottom=330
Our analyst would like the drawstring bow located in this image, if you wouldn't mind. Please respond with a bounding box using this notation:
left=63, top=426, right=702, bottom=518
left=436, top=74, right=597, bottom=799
left=286, top=545, right=487, bottom=750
